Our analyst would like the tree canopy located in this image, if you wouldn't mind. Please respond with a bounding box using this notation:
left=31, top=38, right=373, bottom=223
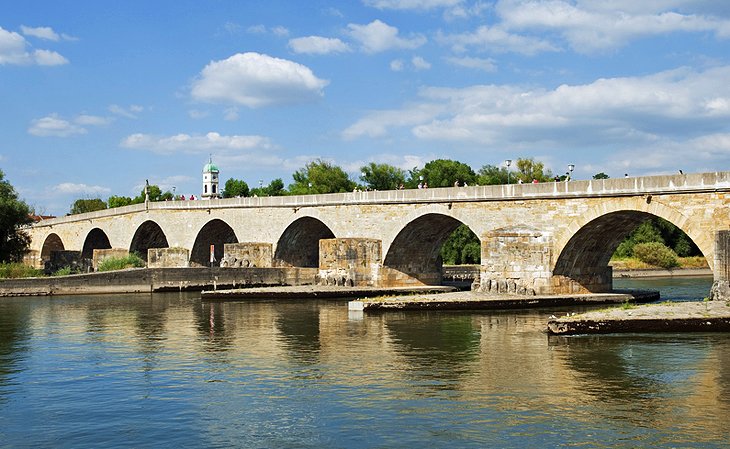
left=514, top=158, right=553, bottom=183
left=70, top=198, right=107, bottom=215
left=360, top=162, right=406, bottom=190
left=417, top=159, right=476, bottom=188
left=223, top=178, right=250, bottom=198
left=476, top=164, right=510, bottom=185
left=289, top=159, right=356, bottom=194
left=0, top=170, right=32, bottom=262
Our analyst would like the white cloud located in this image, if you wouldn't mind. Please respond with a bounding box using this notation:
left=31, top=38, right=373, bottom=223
left=121, top=131, right=274, bottom=155
left=390, top=59, right=405, bottom=71
left=0, top=26, right=69, bottom=66
left=28, top=114, right=86, bottom=137
left=190, top=52, right=329, bottom=108
left=74, top=114, right=111, bottom=126
left=246, top=24, right=289, bottom=36
left=20, top=25, right=60, bottom=41
left=55, top=182, right=111, bottom=195
left=494, top=0, right=730, bottom=53
left=289, top=36, right=351, bottom=54
left=0, top=27, right=68, bottom=66
left=363, top=0, right=463, bottom=10
left=347, top=20, right=427, bottom=53
left=445, top=56, right=497, bottom=72
left=343, top=65, right=730, bottom=154
left=32, top=49, right=68, bottom=66
left=411, top=56, right=431, bottom=70
left=29, top=113, right=113, bottom=137
left=438, top=25, right=559, bottom=55
left=109, top=104, right=143, bottom=119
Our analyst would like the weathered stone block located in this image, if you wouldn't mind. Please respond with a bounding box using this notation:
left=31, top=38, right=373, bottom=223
left=222, top=243, right=272, bottom=268
left=319, top=238, right=382, bottom=287
left=148, top=247, right=189, bottom=268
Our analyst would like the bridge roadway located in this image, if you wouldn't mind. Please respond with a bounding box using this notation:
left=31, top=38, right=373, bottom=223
left=24, top=171, right=730, bottom=298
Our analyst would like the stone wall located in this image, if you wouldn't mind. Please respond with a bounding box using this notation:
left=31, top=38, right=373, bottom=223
left=148, top=247, right=189, bottom=268
left=318, top=238, right=382, bottom=287
left=0, top=267, right=318, bottom=297
left=222, top=243, right=272, bottom=268
left=478, top=227, right=552, bottom=295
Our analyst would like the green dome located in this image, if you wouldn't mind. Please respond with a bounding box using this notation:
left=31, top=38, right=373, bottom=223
left=203, top=162, right=219, bottom=173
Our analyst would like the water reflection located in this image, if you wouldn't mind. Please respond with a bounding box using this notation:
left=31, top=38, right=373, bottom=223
left=0, top=277, right=728, bottom=448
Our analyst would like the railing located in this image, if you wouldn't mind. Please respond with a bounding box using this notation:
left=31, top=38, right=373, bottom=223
left=31, top=171, right=730, bottom=227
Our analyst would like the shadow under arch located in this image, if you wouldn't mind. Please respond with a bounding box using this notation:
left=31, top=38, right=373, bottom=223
left=130, top=220, right=169, bottom=262
left=190, top=219, right=238, bottom=267
left=383, top=213, right=474, bottom=285
left=81, top=228, right=112, bottom=259
left=553, top=210, right=707, bottom=293
left=40, top=233, right=64, bottom=263
left=274, top=216, right=335, bottom=268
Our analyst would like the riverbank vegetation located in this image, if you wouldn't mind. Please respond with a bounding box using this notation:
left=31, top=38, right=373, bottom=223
left=0, top=263, right=44, bottom=279
left=97, top=254, right=145, bottom=272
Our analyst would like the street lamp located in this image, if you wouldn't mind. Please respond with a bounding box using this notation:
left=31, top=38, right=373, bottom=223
left=567, top=164, right=575, bottom=180
left=505, top=159, right=512, bottom=184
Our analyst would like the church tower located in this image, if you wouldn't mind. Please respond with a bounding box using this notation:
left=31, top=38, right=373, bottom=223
left=202, top=157, right=220, bottom=199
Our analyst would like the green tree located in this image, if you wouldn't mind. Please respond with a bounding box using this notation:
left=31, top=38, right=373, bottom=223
left=250, top=178, right=287, bottom=197
left=418, top=159, right=476, bottom=188
left=593, top=172, right=610, bottom=179
left=440, top=224, right=481, bottom=265
left=476, top=164, right=510, bottom=185
left=360, top=162, right=406, bottom=190
left=515, top=157, right=553, bottom=183
left=289, top=159, right=356, bottom=194
left=0, top=170, right=32, bottom=262
left=133, top=184, right=173, bottom=203
left=223, top=178, right=250, bottom=198
left=70, top=198, right=107, bottom=215
left=107, top=195, right=134, bottom=208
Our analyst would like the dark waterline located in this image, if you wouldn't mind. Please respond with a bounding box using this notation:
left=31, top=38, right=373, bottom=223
left=1, top=276, right=728, bottom=448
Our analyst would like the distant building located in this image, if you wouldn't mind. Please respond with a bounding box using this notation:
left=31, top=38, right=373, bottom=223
left=202, top=158, right=220, bottom=199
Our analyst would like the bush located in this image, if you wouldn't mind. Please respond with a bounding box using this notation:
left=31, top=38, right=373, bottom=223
left=632, top=242, right=679, bottom=269
left=0, top=263, right=44, bottom=278
left=97, top=253, right=145, bottom=272
left=52, top=267, right=73, bottom=276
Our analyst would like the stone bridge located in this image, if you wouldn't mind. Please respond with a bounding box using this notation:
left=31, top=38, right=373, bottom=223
left=24, top=172, right=730, bottom=298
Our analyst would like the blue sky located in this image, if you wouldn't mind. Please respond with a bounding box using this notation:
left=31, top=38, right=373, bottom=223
left=2, top=0, right=730, bottom=215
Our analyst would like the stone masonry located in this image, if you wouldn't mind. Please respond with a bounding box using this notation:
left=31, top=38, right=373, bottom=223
left=24, top=172, right=730, bottom=299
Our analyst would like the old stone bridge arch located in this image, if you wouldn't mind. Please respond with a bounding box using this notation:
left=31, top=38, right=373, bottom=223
left=381, top=205, right=482, bottom=285
left=552, top=197, right=710, bottom=293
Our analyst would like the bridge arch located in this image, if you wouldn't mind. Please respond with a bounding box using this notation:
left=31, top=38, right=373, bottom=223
left=190, top=219, right=238, bottom=267
left=274, top=216, right=335, bottom=267
left=553, top=198, right=709, bottom=292
left=129, top=220, right=169, bottom=262
left=40, top=233, right=64, bottom=264
left=81, top=228, right=112, bottom=260
left=383, top=212, right=479, bottom=285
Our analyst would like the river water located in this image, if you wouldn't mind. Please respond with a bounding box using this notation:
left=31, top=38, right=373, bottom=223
left=1, top=276, right=728, bottom=448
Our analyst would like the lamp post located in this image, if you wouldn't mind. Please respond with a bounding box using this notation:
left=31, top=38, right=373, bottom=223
left=505, top=159, right=512, bottom=184
left=568, top=164, right=575, bottom=180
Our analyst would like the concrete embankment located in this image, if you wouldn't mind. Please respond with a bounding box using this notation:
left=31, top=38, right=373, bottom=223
left=547, top=301, right=730, bottom=335
left=201, top=285, right=456, bottom=301
left=0, top=267, right=317, bottom=297
left=349, top=289, right=659, bottom=312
